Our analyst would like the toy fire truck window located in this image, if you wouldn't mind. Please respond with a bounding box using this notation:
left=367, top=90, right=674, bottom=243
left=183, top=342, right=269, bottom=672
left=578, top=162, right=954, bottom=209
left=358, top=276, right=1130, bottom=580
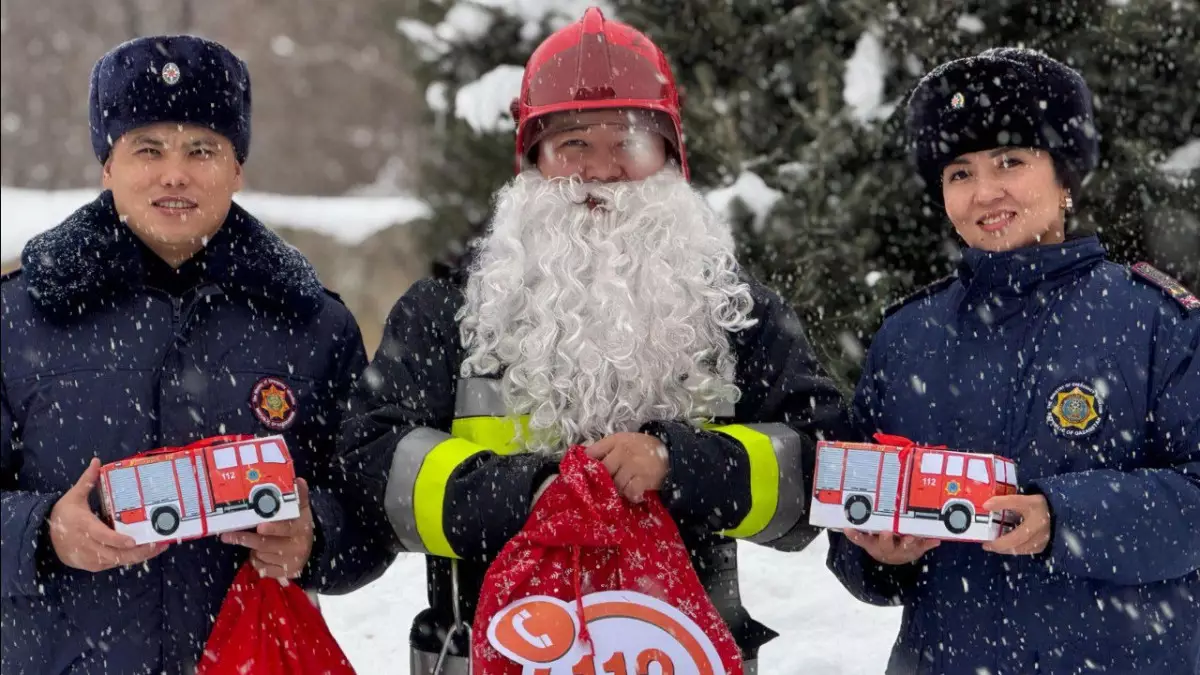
left=108, top=467, right=143, bottom=512
left=967, top=458, right=989, bottom=483
left=239, top=444, right=259, bottom=465
left=920, top=453, right=944, bottom=475
left=213, top=447, right=238, bottom=470
left=945, top=455, right=965, bottom=477
left=261, top=442, right=287, bottom=464
left=995, top=459, right=1016, bottom=484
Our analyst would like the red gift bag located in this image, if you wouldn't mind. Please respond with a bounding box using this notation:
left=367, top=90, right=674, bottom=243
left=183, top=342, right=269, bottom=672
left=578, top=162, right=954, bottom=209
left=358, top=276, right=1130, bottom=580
left=197, top=562, right=356, bottom=675
left=472, top=447, right=743, bottom=675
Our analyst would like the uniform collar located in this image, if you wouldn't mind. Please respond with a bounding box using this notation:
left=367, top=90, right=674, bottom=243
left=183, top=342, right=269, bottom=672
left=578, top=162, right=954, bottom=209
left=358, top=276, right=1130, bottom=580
left=957, top=235, right=1106, bottom=301
left=139, top=237, right=210, bottom=296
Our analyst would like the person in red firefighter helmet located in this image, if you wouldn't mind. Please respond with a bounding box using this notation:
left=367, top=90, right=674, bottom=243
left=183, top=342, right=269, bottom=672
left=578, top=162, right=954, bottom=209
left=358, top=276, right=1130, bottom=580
left=342, top=7, right=853, bottom=675
left=510, top=6, right=690, bottom=180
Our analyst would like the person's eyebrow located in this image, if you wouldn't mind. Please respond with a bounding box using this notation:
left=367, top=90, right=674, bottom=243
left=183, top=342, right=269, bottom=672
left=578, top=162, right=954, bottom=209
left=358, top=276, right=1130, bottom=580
left=129, top=134, right=166, bottom=147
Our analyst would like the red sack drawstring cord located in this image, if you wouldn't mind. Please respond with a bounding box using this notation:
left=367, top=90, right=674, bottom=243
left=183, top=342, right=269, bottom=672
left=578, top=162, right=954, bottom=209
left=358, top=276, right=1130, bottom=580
left=571, top=546, right=592, bottom=654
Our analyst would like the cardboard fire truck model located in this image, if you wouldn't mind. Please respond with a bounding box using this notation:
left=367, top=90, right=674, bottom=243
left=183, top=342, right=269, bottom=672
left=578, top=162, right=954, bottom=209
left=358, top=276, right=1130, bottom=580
left=808, top=436, right=1019, bottom=542
left=98, top=435, right=300, bottom=545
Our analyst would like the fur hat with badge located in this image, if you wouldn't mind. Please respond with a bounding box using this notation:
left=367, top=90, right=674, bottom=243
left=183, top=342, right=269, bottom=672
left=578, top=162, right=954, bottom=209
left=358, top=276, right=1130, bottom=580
left=906, top=47, right=1100, bottom=203
left=89, top=35, right=252, bottom=164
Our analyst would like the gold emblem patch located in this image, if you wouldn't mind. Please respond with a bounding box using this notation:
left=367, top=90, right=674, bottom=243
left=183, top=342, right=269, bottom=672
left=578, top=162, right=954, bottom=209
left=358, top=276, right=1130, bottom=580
left=1047, top=382, right=1102, bottom=437
left=251, top=377, right=297, bottom=431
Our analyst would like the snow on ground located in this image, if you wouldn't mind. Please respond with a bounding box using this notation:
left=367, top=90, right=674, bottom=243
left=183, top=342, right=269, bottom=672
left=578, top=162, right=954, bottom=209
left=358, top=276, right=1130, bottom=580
left=0, top=187, right=429, bottom=260
left=322, top=536, right=902, bottom=674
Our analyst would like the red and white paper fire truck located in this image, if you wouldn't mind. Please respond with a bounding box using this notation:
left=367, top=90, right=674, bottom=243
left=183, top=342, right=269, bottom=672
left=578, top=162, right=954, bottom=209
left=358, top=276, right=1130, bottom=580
left=809, top=433, right=1019, bottom=542
left=98, top=434, right=300, bottom=545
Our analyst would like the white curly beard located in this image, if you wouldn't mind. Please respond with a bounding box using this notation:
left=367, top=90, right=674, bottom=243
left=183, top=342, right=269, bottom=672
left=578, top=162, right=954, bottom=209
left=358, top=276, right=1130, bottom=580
left=458, top=168, right=757, bottom=456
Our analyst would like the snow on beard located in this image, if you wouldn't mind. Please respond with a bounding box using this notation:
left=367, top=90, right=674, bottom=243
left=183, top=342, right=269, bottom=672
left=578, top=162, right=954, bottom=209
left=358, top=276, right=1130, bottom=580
left=458, top=168, right=757, bottom=456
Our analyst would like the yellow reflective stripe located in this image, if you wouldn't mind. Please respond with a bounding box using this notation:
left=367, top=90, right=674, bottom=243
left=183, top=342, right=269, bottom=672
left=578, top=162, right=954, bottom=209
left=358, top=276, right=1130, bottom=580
left=450, top=416, right=531, bottom=455
left=712, top=424, right=780, bottom=538
left=413, top=437, right=486, bottom=558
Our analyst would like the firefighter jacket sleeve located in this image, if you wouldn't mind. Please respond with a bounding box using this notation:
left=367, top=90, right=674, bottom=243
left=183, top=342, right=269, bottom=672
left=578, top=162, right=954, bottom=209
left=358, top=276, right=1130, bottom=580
left=641, top=283, right=855, bottom=552
left=340, top=279, right=558, bottom=561
left=0, top=376, right=63, bottom=599
left=1029, top=311, right=1200, bottom=585
left=825, top=326, right=923, bottom=606
left=298, top=312, right=397, bottom=594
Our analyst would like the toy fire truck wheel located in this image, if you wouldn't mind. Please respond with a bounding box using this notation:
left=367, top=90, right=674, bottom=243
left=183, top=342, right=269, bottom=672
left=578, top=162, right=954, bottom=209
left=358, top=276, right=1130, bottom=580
left=251, top=488, right=281, bottom=518
left=942, top=503, right=973, bottom=535
left=151, top=506, right=181, bottom=536
left=844, top=495, right=872, bottom=526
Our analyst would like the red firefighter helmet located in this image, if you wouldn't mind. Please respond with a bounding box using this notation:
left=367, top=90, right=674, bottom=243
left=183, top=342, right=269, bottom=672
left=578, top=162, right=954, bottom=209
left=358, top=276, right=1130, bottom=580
left=511, top=7, right=689, bottom=179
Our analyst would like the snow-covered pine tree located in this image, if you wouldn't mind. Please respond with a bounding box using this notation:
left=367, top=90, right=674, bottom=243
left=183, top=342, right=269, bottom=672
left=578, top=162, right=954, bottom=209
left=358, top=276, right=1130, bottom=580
left=618, top=0, right=1199, bottom=384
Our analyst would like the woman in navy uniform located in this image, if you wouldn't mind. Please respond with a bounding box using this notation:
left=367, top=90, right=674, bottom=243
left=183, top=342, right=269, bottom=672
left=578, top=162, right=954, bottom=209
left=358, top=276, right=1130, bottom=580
left=1, top=36, right=390, bottom=673
left=828, top=48, right=1199, bottom=675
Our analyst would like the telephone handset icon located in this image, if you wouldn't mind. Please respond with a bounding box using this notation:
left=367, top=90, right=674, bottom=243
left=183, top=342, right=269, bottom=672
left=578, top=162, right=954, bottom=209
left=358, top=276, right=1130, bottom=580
left=512, top=609, right=553, bottom=649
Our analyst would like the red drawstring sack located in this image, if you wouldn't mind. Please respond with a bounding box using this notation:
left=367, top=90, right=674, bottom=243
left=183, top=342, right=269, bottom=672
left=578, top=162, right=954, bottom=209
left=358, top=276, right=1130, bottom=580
left=197, top=562, right=357, bottom=675
left=472, top=446, right=743, bottom=675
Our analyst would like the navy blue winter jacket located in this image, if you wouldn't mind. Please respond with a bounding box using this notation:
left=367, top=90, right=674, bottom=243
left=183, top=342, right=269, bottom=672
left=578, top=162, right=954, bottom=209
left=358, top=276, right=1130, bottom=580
left=1, top=191, right=392, bottom=674
left=828, top=236, right=1199, bottom=675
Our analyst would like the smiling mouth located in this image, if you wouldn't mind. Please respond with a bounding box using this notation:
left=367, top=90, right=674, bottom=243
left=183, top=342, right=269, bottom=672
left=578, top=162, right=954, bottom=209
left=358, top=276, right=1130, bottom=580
left=152, top=198, right=198, bottom=212
left=978, top=211, right=1016, bottom=232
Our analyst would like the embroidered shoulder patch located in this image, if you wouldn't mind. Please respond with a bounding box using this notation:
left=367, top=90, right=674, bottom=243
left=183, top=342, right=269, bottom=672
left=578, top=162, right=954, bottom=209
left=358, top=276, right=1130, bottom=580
left=1132, top=262, right=1199, bottom=311
left=1046, top=381, right=1103, bottom=438
left=251, top=377, right=298, bottom=431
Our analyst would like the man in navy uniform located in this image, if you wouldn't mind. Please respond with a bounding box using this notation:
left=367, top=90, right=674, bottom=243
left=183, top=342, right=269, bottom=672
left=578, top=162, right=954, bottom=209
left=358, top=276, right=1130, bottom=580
left=1, top=35, right=390, bottom=673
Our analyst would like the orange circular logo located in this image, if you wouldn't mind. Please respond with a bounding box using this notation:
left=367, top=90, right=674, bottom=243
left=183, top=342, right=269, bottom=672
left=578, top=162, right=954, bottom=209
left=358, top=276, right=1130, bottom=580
left=490, top=598, right=577, bottom=664
left=487, top=592, right=726, bottom=674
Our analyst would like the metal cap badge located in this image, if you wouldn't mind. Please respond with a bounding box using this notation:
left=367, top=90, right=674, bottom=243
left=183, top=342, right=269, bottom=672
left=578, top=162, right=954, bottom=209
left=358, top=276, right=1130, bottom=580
left=161, top=62, right=181, bottom=86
